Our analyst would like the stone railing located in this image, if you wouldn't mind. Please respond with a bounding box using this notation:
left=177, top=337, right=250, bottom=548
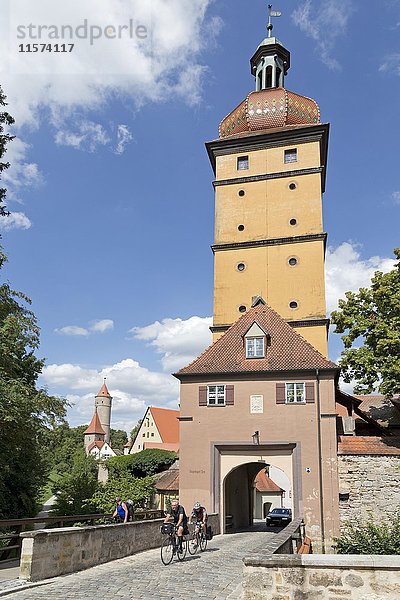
left=242, top=554, right=400, bottom=599
left=20, top=514, right=220, bottom=582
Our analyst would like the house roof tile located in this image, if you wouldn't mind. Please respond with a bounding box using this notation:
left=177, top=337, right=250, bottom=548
left=254, top=469, right=284, bottom=493
left=87, top=440, right=105, bottom=451
left=150, top=407, right=179, bottom=444
left=175, top=304, right=337, bottom=377
left=338, top=436, right=400, bottom=455
left=83, top=411, right=106, bottom=436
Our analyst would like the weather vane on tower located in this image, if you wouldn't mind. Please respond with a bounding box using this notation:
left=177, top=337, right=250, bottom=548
left=267, top=4, right=282, bottom=38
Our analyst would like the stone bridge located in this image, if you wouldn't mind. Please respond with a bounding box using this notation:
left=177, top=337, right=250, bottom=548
left=1, top=529, right=278, bottom=599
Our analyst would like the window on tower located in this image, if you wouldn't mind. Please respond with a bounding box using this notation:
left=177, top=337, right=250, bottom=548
left=237, top=156, right=249, bottom=170
left=284, top=148, right=297, bottom=164
left=285, top=383, right=305, bottom=404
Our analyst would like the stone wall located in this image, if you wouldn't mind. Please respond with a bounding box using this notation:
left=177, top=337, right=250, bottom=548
left=20, top=514, right=220, bottom=581
left=243, top=554, right=400, bottom=600
left=338, top=455, right=400, bottom=526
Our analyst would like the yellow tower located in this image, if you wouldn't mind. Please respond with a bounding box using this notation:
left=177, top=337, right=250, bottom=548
left=206, top=17, right=329, bottom=356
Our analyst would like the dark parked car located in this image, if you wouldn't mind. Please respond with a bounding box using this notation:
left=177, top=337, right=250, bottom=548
left=266, top=508, right=292, bottom=527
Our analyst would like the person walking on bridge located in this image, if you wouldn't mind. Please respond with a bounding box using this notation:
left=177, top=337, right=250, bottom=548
left=113, top=498, right=128, bottom=523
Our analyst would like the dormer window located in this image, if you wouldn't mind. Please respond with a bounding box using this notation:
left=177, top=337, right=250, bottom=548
left=246, top=337, right=265, bottom=358
left=244, top=321, right=268, bottom=359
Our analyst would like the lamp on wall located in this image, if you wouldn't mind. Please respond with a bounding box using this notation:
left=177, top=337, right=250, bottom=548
left=252, top=431, right=260, bottom=445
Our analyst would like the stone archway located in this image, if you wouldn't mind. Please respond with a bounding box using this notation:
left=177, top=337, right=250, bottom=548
left=224, top=462, right=267, bottom=531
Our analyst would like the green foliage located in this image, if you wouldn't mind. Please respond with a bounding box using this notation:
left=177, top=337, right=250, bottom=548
left=130, top=419, right=142, bottom=443
left=50, top=449, right=99, bottom=516
left=0, top=249, right=66, bottom=518
left=42, top=423, right=88, bottom=476
left=331, top=249, right=400, bottom=397
left=89, top=474, right=154, bottom=513
left=106, top=449, right=177, bottom=479
left=0, top=85, right=15, bottom=218
left=110, top=428, right=128, bottom=451
left=334, top=513, right=400, bottom=555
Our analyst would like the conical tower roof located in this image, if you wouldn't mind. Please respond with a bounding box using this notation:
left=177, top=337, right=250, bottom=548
left=83, top=409, right=106, bottom=436
left=96, top=381, right=112, bottom=398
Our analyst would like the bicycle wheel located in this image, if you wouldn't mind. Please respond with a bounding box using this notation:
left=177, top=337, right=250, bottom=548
left=161, top=536, right=174, bottom=565
left=187, top=530, right=198, bottom=555
left=200, top=530, right=207, bottom=552
left=177, top=537, right=187, bottom=561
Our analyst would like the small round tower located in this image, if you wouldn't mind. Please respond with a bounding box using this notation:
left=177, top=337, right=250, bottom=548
left=95, top=379, right=113, bottom=443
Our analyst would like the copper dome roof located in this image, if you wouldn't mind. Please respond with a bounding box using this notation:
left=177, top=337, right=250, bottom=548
left=219, top=88, right=320, bottom=139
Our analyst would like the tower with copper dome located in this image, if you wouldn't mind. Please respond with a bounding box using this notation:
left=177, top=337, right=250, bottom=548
left=207, top=12, right=329, bottom=356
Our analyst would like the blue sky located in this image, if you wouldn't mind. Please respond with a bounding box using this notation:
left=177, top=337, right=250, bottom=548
left=0, top=0, right=399, bottom=433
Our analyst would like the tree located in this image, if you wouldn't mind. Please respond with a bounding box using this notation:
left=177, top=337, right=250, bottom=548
left=110, top=428, right=128, bottom=451
left=0, top=86, right=15, bottom=218
left=331, top=249, right=400, bottom=397
left=130, top=419, right=143, bottom=443
left=106, top=449, right=177, bottom=479
left=89, top=474, right=154, bottom=514
left=0, top=248, right=67, bottom=519
left=50, top=449, right=99, bottom=516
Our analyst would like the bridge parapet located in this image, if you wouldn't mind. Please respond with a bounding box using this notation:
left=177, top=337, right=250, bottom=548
left=19, top=514, right=220, bottom=582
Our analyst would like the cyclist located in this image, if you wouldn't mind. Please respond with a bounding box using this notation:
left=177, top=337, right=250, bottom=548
left=164, top=499, right=189, bottom=554
left=112, top=498, right=128, bottom=523
left=190, top=501, right=208, bottom=545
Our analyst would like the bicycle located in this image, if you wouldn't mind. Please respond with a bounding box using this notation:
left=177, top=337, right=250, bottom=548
left=160, top=523, right=188, bottom=564
left=187, top=521, right=207, bottom=555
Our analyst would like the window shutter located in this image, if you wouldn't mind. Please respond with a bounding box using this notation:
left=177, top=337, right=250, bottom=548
left=276, top=383, right=286, bottom=404
left=199, top=386, right=207, bottom=406
left=305, top=382, right=315, bottom=403
left=226, top=385, right=234, bottom=406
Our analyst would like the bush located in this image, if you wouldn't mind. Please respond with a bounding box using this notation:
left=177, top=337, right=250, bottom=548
left=106, top=449, right=177, bottom=479
left=50, top=450, right=99, bottom=516
left=88, top=474, right=154, bottom=513
left=334, top=513, right=400, bottom=555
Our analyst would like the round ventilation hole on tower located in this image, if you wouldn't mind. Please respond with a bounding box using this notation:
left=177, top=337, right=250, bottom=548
left=289, top=218, right=297, bottom=226
left=288, top=257, right=298, bottom=266
left=238, top=225, right=245, bottom=231
left=289, top=301, right=298, bottom=310
left=239, top=305, right=247, bottom=313
left=237, top=262, right=246, bottom=272
left=289, top=182, right=297, bottom=191
left=238, top=190, right=245, bottom=197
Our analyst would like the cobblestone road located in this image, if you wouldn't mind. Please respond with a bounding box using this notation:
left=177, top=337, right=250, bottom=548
left=7, top=530, right=276, bottom=599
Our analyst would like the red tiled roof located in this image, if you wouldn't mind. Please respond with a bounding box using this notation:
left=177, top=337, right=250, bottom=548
left=254, top=469, right=284, bottom=493
left=83, top=411, right=106, bottom=436
left=96, top=382, right=112, bottom=398
left=338, top=436, right=400, bottom=456
left=354, top=395, right=400, bottom=428
left=175, top=304, right=337, bottom=377
left=144, top=442, right=179, bottom=452
left=150, top=407, right=179, bottom=444
left=87, top=440, right=105, bottom=451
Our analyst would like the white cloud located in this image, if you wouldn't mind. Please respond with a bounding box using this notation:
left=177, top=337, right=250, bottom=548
left=379, top=53, right=400, bottom=75
left=90, top=319, right=114, bottom=333
left=292, top=0, right=354, bottom=70
left=391, top=191, right=400, bottom=205
left=0, top=211, right=32, bottom=231
left=114, top=124, right=133, bottom=155
left=54, top=120, right=110, bottom=152
left=55, top=318, right=114, bottom=336
left=325, top=242, right=396, bottom=313
left=41, top=358, right=179, bottom=432
left=55, top=325, right=90, bottom=336
left=1, top=0, right=220, bottom=128
left=131, top=315, right=213, bottom=372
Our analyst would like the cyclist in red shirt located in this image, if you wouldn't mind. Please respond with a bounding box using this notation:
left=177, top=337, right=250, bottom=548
left=190, top=501, right=208, bottom=543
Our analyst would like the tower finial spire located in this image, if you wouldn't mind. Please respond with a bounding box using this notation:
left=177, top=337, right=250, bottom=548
left=267, top=4, right=282, bottom=38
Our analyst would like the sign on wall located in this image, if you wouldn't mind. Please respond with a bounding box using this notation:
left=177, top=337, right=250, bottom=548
left=250, top=395, right=264, bottom=413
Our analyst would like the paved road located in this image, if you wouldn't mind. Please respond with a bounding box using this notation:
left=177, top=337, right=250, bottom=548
left=6, top=530, right=276, bottom=599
